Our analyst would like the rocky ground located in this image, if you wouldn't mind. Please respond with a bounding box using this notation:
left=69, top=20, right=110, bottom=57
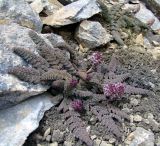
left=24, top=8, right=160, bottom=146
left=0, top=0, right=160, bottom=146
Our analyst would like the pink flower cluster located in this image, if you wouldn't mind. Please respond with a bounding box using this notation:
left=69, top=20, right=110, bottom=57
left=89, top=52, right=103, bottom=65
left=103, top=82, right=125, bottom=98
left=71, top=99, right=83, bottom=111
left=70, top=79, right=78, bottom=88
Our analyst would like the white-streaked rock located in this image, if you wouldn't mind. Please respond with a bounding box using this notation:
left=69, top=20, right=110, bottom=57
left=0, top=0, right=42, bottom=32
left=0, top=93, right=54, bottom=146
left=128, top=127, right=155, bottom=146
left=0, top=23, right=68, bottom=109
left=135, top=3, right=160, bottom=32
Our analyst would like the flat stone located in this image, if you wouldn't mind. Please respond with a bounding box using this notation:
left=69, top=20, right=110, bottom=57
left=75, top=20, right=112, bottom=49
left=0, top=93, right=53, bottom=146
left=0, top=0, right=42, bottom=32
left=128, top=127, right=155, bottom=146
left=42, top=0, right=101, bottom=27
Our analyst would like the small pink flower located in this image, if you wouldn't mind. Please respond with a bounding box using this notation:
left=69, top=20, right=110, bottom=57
left=89, top=52, right=103, bottom=65
left=103, top=83, right=125, bottom=98
left=70, top=79, right=78, bottom=88
left=71, top=99, right=83, bottom=111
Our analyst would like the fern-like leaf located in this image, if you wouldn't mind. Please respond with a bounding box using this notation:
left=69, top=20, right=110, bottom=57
left=8, top=66, right=40, bottom=83
left=108, top=54, right=119, bottom=75
left=124, top=85, right=153, bottom=96
left=105, top=73, right=130, bottom=83
left=63, top=110, right=93, bottom=146
left=41, top=69, right=72, bottom=81
left=13, top=47, right=49, bottom=73
left=90, top=105, right=128, bottom=139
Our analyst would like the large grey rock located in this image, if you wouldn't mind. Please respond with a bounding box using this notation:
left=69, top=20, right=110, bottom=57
left=75, top=20, right=112, bottom=49
left=128, top=127, right=155, bottom=146
left=0, top=93, right=54, bottom=146
left=42, top=0, right=101, bottom=27
left=141, top=0, right=160, bottom=17
left=135, top=3, right=160, bottom=31
left=0, top=23, right=67, bottom=109
left=0, top=0, right=42, bottom=32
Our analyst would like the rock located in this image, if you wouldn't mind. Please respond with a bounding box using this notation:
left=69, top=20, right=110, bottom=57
left=75, top=20, right=112, bottom=49
left=128, top=127, right=155, bottom=146
left=30, top=0, right=52, bottom=13
left=130, top=115, right=134, bottom=123
left=141, top=0, right=160, bottom=17
left=135, top=34, right=144, bottom=46
left=64, top=141, right=74, bottom=146
left=152, top=40, right=160, bottom=46
left=147, top=47, right=160, bottom=59
left=148, top=113, right=154, bottom=119
left=50, top=142, right=58, bottom=146
left=109, top=138, right=116, bottom=144
left=46, top=135, right=52, bottom=142
left=130, top=98, right=139, bottom=106
left=91, top=135, right=97, bottom=140
left=43, top=127, right=51, bottom=140
left=94, top=139, right=101, bottom=146
left=0, top=23, right=68, bottom=109
left=147, top=114, right=160, bottom=132
left=0, top=93, right=53, bottom=146
left=122, top=107, right=131, bottom=113
left=42, top=0, right=101, bottom=27
left=30, top=0, right=62, bottom=15
left=100, top=141, right=112, bottom=146
left=143, top=37, right=152, bottom=49
left=0, top=0, right=42, bottom=32
left=86, top=125, right=91, bottom=133
left=135, top=3, right=160, bottom=32
left=133, top=115, right=143, bottom=122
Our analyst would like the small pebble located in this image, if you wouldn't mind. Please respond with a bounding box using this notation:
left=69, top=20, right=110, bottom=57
left=130, top=115, right=134, bottom=123
left=133, top=115, right=142, bottom=122
left=143, top=119, right=150, bottom=124
left=43, top=127, right=51, bottom=139
left=91, top=135, right=97, bottom=140
left=130, top=98, right=139, bottom=106
left=148, top=113, right=154, bottom=119
left=86, top=126, right=91, bottom=133
left=135, top=95, right=142, bottom=98
left=46, top=135, right=51, bottom=142
left=94, top=139, right=101, bottom=146
left=109, top=138, right=116, bottom=144
left=122, top=107, right=131, bottom=113
left=100, top=141, right=112, bottom=146
left=64, top=141, right=74, bottom=146
left=152, top=40, right=159, bottom=46
left=50, top=142, right=58, bottom=146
